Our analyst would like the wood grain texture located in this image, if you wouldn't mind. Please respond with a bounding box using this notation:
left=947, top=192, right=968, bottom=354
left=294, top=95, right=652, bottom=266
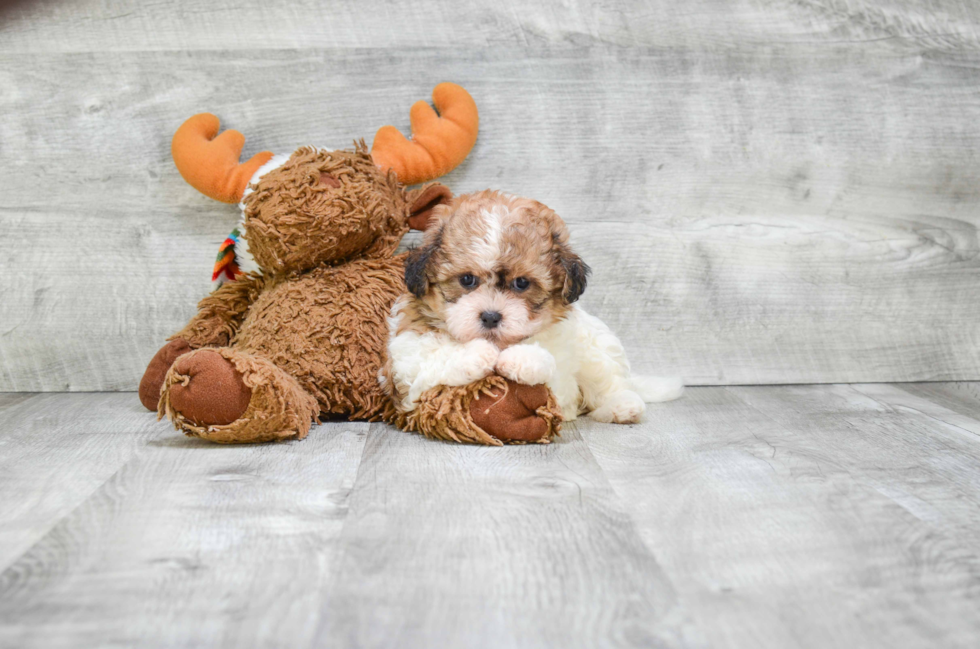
left=583, top=385, right=980, bottom=649
left=3, top=387, right=980, bottom=647
left=313, top=423, right=703, bottom=649
left=0, top=393, right=158, bottom=571
left=896, top=381, right=980, bottom=421
left=3, top=37, right=980, bottom=389
left=0, top=394, right=368, bottom=649
left=853, top=382, right=980, bottom=437
left=1, top=0, right=978, bottom=52
left=3, top=2, right=980, bottom=390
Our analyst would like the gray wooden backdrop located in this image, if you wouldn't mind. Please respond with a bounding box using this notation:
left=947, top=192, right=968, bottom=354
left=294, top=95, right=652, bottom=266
left=2, top=0, right=979, bottom=391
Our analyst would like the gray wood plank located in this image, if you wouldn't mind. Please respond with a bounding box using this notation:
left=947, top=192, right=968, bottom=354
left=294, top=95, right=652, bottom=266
left=733, top=382, right=980, bottom=548
left=0, top=208, right=234, bottom=391
left=896, top=381, right=980, bottom=422
left=582, top=385, right=980, bottom=649
left=0, top=393, right=37, bottom=410
left=0, top=404, right=368, bottom=649
left=853, top=382, right=980, bottom=439
left=3, top=388, right=980, bottom=647
left=3, top=44, right=980, bottom=389
left=1, top=0, right=978, bottom=53
left=312, top=424, right=704, bottom=649
left=0, top=393, right=154, bottom=571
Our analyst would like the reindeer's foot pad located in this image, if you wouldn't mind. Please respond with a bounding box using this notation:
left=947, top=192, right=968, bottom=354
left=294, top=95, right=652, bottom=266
left=166, top=349, right=252, bottom=426
left=159, top=348, right=318, bottom=444
left=396, top=375, right=562, bottom=446
left=139, top=338, right=194, bottom=411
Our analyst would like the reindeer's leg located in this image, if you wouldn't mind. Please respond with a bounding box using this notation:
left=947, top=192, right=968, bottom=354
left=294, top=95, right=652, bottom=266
left=396, top=376, right=562, bottom=446
left=139, top=275, right=267, bottom=410
left=158, top=347, right=318, bottom=444
left=139, top=339, right=195, bottom=410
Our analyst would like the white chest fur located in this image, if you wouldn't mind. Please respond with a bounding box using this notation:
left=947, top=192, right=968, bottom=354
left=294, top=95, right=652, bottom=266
left=523, top=305, right=634, bottom=420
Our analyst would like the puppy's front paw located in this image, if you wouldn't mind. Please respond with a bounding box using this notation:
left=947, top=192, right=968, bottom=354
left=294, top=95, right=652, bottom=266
left=495, top=344, right=556, bottom=385
left=589, top=390, right=645, bottom=424
left=445, top=339, right=499, bottom=386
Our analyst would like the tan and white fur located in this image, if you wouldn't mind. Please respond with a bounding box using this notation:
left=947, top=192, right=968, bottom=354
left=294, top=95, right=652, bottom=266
left=380, top=190, right=682, bottom=424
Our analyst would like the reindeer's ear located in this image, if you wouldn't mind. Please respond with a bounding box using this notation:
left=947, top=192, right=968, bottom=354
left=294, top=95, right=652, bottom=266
left=554, top=240, right=591, bottom=304
left=404, top=228, right=443, bottom=297
left=407, top=184, right=453, bottom=231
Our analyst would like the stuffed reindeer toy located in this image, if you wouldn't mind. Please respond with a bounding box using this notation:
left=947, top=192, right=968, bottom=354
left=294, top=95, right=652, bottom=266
left=139, top=84, right=562, bottom=445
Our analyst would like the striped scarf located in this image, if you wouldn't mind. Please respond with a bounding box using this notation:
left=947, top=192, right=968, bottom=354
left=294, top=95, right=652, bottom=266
left=212, top=227, right=244, bottom=285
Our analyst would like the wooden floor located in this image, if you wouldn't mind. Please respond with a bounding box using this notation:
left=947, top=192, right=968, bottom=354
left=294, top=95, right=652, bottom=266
left=0, top=384, right=978, bottom=648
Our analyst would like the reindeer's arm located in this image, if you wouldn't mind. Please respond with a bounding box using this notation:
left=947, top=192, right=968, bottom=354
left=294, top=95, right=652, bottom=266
left=139, top=274, right=266, bottom=410
left=170, top=273, right=266, bottom=348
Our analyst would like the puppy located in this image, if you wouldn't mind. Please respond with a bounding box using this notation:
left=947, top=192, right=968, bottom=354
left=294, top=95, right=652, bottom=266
left=380, top=190, right=682, bottom=424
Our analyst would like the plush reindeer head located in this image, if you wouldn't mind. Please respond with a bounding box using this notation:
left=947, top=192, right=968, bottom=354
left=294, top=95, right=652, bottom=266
left=170, top=83, right=477, bottom=280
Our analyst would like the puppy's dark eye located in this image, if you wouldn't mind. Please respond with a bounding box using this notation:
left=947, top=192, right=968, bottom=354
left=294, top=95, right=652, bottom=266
left=459, top=273, right=479, bottom=289
left=511, top=277, right=530, bottom=292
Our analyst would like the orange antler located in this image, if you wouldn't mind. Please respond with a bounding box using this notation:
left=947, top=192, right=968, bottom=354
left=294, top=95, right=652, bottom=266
left=171, top=114, right=274, bottom=204
left=371, top=83, right=479, bottom=185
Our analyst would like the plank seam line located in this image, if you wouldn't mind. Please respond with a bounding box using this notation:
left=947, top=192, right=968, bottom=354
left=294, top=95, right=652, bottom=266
left=0, top=393, right=43, bottom=421
left=893, top=383, right=980, bottom=421
left=849, top=385, right=980, bottom=440
left=0, top=456, right=136, bottom=577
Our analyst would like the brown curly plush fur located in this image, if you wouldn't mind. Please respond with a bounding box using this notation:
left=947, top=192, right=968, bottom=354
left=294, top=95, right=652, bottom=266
left=244, top=145, right=408, bottom=272
left=147, top=144, right=559, bottom=445
left=171, top=273, right=268, bottom=348
left=233, top=256, right=406, bottom=420
left=394, top=375, right=562, bottom=446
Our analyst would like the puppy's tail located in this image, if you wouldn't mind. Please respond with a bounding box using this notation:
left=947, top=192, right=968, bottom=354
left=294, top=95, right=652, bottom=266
left=629, top=376, right=684, bottom=403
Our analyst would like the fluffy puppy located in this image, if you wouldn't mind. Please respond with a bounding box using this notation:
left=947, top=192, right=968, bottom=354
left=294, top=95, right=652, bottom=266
left=381, top=190, right=682, bottom=424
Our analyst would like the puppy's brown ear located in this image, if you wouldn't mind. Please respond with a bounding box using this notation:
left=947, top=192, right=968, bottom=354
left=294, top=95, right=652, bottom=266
left=404, top=228, right=443, bottom=298
left=407, top=184, right=453, bottom=231
left=555, top=240, right=591, bottom=304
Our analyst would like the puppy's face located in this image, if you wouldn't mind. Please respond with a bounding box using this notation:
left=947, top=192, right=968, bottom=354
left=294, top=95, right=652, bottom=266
left=404, top=190, right=590, bottom=347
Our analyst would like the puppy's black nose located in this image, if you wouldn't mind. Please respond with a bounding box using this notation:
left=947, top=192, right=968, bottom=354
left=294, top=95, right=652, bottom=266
left=480, top=311, right=502, bottom=329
